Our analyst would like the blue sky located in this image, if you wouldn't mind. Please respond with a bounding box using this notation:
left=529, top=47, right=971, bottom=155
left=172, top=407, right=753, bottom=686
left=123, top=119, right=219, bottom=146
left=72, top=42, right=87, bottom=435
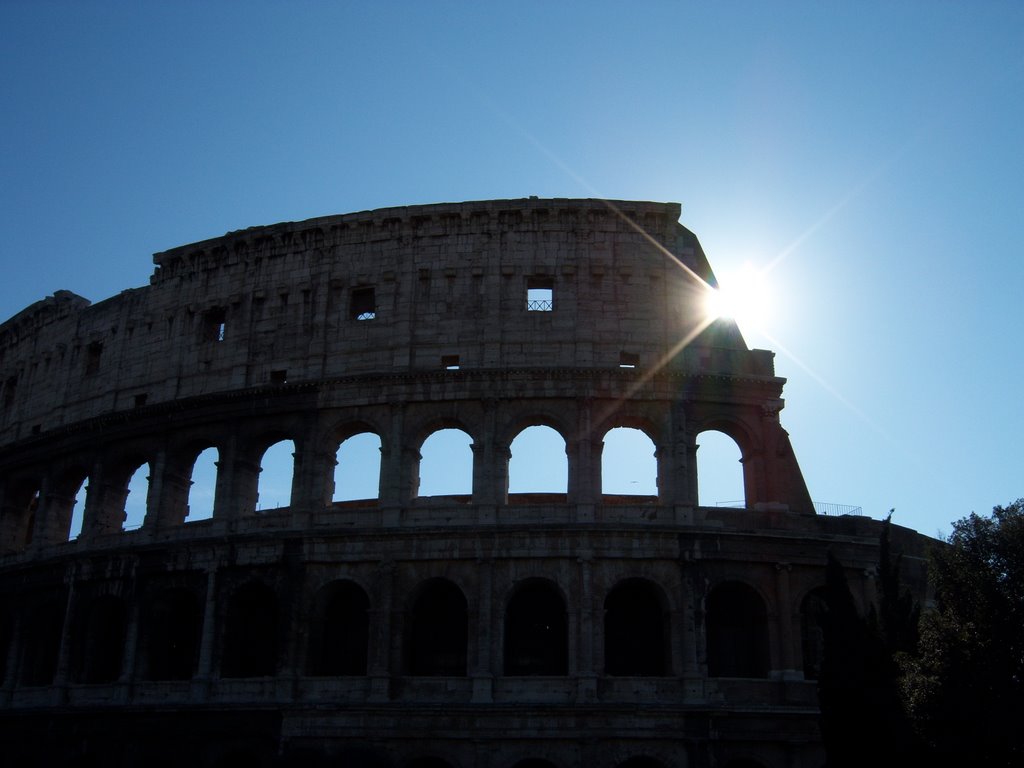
left=2, top=1, right=1023, bottom=539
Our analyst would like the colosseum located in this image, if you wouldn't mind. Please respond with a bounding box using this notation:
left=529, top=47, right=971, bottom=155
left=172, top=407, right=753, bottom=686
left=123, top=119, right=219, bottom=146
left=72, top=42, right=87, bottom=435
left=0, top=198, right=929, bottom=768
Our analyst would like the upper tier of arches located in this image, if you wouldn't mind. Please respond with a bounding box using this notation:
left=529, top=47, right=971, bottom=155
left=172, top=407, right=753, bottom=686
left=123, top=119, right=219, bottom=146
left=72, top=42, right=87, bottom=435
left=0, top=390, right=810, bottom=555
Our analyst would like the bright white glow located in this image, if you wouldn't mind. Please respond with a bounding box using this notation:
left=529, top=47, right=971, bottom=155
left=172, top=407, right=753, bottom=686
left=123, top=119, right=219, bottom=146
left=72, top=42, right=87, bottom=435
left=703, top=262, right=775, bottom=335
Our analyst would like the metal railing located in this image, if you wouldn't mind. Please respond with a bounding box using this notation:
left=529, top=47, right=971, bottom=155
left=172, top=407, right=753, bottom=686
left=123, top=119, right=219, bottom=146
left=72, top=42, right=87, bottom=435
left=713, top=500, right=863, bottom=516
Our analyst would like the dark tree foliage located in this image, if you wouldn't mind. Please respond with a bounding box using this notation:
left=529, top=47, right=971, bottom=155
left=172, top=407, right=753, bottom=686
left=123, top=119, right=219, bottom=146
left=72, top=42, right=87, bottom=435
left=902, top=500, right=1024, bottom=767
left=818, top=516, right=925, bottom=768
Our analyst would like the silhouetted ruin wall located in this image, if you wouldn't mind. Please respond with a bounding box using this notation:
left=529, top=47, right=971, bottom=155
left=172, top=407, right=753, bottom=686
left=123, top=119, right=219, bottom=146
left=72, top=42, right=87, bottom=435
left=0, top=199, right=928, bottom=768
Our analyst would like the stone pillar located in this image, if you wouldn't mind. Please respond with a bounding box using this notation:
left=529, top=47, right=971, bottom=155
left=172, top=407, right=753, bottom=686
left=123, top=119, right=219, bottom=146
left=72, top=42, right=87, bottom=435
left=687, top=439, right=700, bottom=507
left=775, top=562, right=797, bottom=679
left=664, top=400, right=691, bottom=507
left=290, top=433, right=335, bottom=526
left=52, top=571, right=77, bottom=701
left=0, top=481, right=36, bottom=554
left=679, top=562, right=701, bottom=682
left=151, top=455, right=192, bottom=532
left=471, top=558, right=493, bottom=702
left=471, top=399, right=501, bottom=510
left=369, top=560, right=395, bottom=701
left=219, top=437, right=261, bottom=521
left=120, top=595, right=142, bottom=702
left=77, top=462, right=105, bottom=541
left=569, top=400, right=599, bottom=509
left=378, top=404, right=409, bottom=521
left=576, top=555, right=597, bottom=702
left=192, top=568, right=219, bottom=698
left=34, top=479, right=75, bottom=548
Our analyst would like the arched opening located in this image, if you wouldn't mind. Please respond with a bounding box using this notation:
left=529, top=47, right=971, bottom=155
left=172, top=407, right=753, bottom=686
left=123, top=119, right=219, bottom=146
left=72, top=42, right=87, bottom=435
left=604, top=579, right=668, bottom=675
left=5, top=485, right=42, bottom=550
left=73, top=594, right=127, bottom=683
left=417, top=428, right=473, bottom=499
left=186, top=446, right=218, bottom=522
left=122, top=462, right=151, bottom=531
left=696, top=429, right=745, bottom=508
left=222, top=581, right=279, bottom=678
left=308, top=580, right=370, bottom=675
left=504, top=579, right=568, bottom=675
left=408, top=579, right=467, bottom=676
left=66, top=477, right=88, bottom=540
left=334, top=432, right=382, bottom=503
left=706, top=581, right=770, bottom=678
left=142, top=587, right=201, bottom=681
left=257, top=440, right=295, bottom=511
left=801, top=586, right=828, bottom=681
left=508, top=425, right=567, bottom=499
left=19, top=591, right=65, bottom=686
left=601, top=426, right=657, bottom=497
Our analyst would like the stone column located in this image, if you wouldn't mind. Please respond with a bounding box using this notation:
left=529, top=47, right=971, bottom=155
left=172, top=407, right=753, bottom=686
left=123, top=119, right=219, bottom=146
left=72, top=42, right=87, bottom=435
left=679, top=560, right=701, bottom=686
left=218, top=436, right=261, bottom=521
left=290, top=432, right=335, bottom=527
left=576, top=555, right=597, bottom=702
left=378, top=404, right=409, bottom=523
left=471, top=558, right=493, bottom=702
left=34, top=479, right=75, bottom=548
left=775, top=562, right=796, bottom=679
left=120, top=594, right=142, bottom=703
left=369, top=560, right=395, bottom=701
left=151, top=455, right=192, bottom=533
left=472, top=399, right=508, bottom=521
left=52, top=570, right=77, bottom=702
left=192, top=568, right=219, bottom=699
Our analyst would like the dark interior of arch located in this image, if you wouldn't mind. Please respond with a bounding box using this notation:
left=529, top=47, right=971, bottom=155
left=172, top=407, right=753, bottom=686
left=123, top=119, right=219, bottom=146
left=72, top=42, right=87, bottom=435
left=604, top=579, right=667, bottom=676
left=504, top=581, right=568, bottom=675
left=221, top=582, right=279, bottom=678
left=309, top=580, right=370, bottom=675
left=706, top=582, right=769, bottom=678
left=143, top=587, right=202, bottom=681
left=409, top=580, right=467, bottom=676
left=74, top=594, right=128, bottom=683
left=18, top=592, right=64, bottom=685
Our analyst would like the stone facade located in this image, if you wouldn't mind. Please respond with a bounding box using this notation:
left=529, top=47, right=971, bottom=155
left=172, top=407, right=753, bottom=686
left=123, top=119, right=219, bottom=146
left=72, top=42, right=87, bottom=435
left=0, top=199, right=929, bottom=768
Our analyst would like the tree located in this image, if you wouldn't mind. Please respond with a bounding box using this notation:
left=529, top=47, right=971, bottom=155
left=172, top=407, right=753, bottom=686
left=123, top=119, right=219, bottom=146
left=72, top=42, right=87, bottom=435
left=901, top=500, right=1024, bottom=767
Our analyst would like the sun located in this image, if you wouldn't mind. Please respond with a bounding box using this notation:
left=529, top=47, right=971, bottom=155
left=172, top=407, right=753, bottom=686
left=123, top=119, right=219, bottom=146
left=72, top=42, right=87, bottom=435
left=703, top=261, right=775, bottom=336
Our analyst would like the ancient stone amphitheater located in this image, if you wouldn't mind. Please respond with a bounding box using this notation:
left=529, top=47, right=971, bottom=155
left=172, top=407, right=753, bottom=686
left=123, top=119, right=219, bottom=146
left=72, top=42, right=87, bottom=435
left=0, top=199, right=928, bottom=768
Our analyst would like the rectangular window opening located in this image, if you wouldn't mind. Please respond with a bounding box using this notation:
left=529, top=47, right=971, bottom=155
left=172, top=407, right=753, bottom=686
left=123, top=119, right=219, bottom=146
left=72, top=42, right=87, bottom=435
left=133, top=394, right=148, bottom=408
left=442, top=355, right=460, bottom=370
left=203, top=307, right=227, bottom=342
left=527, top=276, right=554, bottom=312
left=619, top=351, right=639, bottom=369
left=351, top=286, right=376, bottom=320
left=85, top=342, right=103, bottom=375
left=270, top=369, right=288, bottom=385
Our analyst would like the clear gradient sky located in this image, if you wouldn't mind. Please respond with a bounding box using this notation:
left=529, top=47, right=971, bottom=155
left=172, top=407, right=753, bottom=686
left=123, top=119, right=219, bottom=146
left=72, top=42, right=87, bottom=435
left=2, top=1, right=1023, bottom=539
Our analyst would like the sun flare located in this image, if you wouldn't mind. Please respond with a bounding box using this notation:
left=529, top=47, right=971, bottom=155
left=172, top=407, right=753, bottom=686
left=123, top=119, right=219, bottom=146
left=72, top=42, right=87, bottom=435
left=703, top=262, right=775, bottom=336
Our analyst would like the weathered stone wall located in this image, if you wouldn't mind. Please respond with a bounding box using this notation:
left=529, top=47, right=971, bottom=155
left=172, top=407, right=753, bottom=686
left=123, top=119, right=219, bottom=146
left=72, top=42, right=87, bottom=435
left=0, top=199, right=930, bottom=768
